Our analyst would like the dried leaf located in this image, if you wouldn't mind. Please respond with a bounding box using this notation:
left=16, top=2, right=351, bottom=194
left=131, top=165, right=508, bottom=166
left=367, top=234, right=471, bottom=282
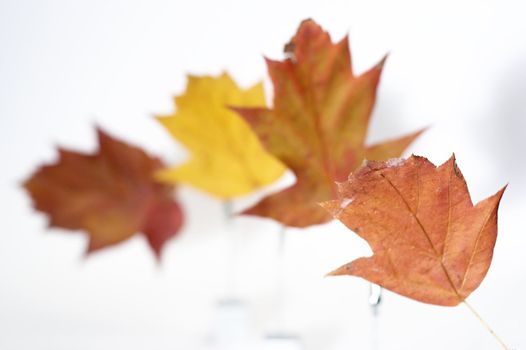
left=156, top=73, right=286, bottom=198
left=234, top=19, right=423, bottom=227
left=321, top=155, right=506, bottom=306
left=24, top=128, right=184, bottom=257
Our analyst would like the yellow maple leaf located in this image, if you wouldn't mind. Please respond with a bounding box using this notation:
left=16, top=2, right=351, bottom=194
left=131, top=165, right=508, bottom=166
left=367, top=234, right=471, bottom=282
left=156, top=73, right=286, bottom=198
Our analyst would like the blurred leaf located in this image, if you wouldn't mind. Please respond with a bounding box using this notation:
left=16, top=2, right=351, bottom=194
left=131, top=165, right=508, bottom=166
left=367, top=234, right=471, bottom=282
left=322, top=155, right=506, bottom=306
left=24, top=128, right=184, bottom=258
left=234, top=19, right=423, bottom=227
left=156, top=73, right=286, bottom=198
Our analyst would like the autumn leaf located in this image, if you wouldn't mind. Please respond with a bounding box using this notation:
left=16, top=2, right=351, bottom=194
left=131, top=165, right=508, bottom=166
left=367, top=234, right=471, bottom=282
left=23, top=128, right=184, bottom=257
left=321, top=155, right=506, bottom=306
left=156, top=73, right=286, bottom=198
left=233, top=19, right=424, bottom=227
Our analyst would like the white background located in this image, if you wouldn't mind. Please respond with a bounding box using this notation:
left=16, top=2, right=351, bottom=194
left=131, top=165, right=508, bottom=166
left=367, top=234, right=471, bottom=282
left=1, top=0, right=525, bottom=349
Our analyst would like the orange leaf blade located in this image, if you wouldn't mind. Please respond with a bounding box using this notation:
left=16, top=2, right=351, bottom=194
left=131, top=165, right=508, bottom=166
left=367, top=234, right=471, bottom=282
left=236, top=19, right=422, bottom=227
left=24, top=128, right=184, bottom=258
left=321, top=155, right=506, bottom=306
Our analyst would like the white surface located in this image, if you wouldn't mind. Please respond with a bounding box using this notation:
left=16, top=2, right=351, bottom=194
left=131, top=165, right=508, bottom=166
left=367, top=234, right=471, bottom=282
left=1, top=0, right=526, bottom=349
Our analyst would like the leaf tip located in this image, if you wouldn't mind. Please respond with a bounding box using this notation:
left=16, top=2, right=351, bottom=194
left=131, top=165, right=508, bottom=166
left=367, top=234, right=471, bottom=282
left=94, top=125, right=107, bottom=140
left=495, top=184, right=508, bottom=199
left=375, top=54, right=389, bottom=70
left=20, top=175, right=31, bottom=191
left=294, top=18, right=321, bottom=36
left=319, top=199, right=344, bottom=219
left=149, top=244, right=164, bottom=263
left=326, top=263, right=352, bottom=277
left=413, top=126, right=429, bottom=139
left=85, top=240, right=100, bottom=257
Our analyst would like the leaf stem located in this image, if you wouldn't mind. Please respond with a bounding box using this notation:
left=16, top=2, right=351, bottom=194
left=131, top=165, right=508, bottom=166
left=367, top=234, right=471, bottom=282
left=369, top=283, right=382, bottom=350
left=223, top=200, right=237, bottom=297
left=463, top=300, right=509, bottom=350
left=369, top=283, right=383, bottom=315
left=275, top=225, right=287, bottom=330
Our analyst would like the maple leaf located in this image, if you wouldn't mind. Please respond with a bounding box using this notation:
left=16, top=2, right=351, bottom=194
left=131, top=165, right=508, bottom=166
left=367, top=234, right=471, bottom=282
left=321, top=155, right=506, bottom=306
left=233, top=19, right=424, bottom=227
left=156, top=73, right=286, bottom=198
left=23, top=128, right=184, bottom=258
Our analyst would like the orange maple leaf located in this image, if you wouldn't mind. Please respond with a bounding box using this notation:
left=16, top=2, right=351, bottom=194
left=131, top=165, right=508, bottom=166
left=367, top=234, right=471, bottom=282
left=321, top=155, right=506, bottom=306
left=23, top=128, right=184, bottom=258
left=234, top=19, right=424, bottom=227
